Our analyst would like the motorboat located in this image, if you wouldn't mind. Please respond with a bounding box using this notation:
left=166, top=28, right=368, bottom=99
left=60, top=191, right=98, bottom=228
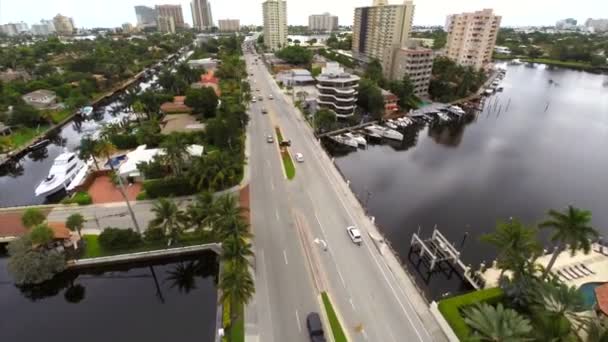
left=366, top=124, right=403, bottom=141
left=28, top=139, right=50, bottom=151
left=384, top=120, right=398, bottom=130
left=340, top=134, right=359, bottom=148
left=397, top=117, right=413, bottom=127
left=509, top=58, right=523, bottom=65
left=437, top=112, right=451, bottom=122
left=447, top=105, right=466, bottom=116
left=361, top=129, right=382, bottom=139
left=35, top=151, right=87, bottom=197
left=329, top=135, right=358, bottom=148
left=343, top=132, right=367, bottom=147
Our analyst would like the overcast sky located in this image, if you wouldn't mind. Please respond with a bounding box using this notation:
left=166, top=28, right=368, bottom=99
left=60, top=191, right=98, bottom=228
left=0, top=0, right=605, bottom=28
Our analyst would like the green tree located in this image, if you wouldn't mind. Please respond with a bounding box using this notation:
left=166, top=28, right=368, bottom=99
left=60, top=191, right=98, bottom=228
left=160, top=133, right=189, bottom=176
left=149, top=198, right=187, bottom=243
left=186, top=191, right=215, bottom=232
left=357, top=78, right=384, bottom=119
left=222, top=234, right=253, bottom=268
left=539, top=206, right=599, bottom=278
left=95, top=139, right=142, bottom=234
left=314, top=109, right=337, bottom=133
left=388, top=75, right=418, bottom=110
left=21, top=208, right=46, bottom=228
left=30, top=224, right=55, bottom=246
left=464, top=303, right=533, bottom=341
left=65, top=213, right=85, bottom=239
left=220, top=262, right=255, bottom=317
left=364, top=59, right=384, bottom=85
left=9, top=104, right=42, bottom=128
left=276, top=46, right=313, bottom=65
left=7, top=235, right=66, bottom=285
left=185, top=87, right=219, bottom=118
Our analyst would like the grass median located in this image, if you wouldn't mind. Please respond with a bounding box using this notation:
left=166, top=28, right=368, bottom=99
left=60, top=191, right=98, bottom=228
left=321, top=292, right=348, bottom=342
left=275, top=126, right=295, bottom=180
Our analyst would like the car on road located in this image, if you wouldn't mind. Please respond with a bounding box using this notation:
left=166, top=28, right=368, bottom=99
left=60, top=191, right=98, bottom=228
left=268, top=94, right=274, bottom=100
left=295, top=153, right=304, bottom=162
left=306, top=312, right=326, bottom=342
left=251, top=98, right=256, bottom=103
left=347, top=226, right=362, bottom=245
left=279, top=140, right=291, bottom=147
left=258, top=96, right=263, bottom=101
left=261, top=108, right=268, bottom=114
left=266, top=135, right=274, bottom=143
left=256, top=88, right=260, bottom=92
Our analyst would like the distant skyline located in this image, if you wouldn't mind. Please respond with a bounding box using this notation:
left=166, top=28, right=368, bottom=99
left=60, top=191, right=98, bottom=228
left=0, top=0, right=606, bottom=28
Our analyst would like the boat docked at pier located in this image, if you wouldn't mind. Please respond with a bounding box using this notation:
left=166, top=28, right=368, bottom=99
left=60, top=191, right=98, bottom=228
left=330, top=134, right=359, bottom=148
left=343, top=132, right=367, bottom=147
left=34, top=151, right=87, bottom=197
left=365, top=124, right=403, bottom=141
left=78, top=106, right=94, bottom=118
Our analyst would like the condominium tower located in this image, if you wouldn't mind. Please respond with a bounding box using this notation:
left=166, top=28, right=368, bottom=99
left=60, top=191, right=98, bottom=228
left=387, top=42, right=433, bottom=95
left=219, top=19, right=240, bottom=32
left=53, top=14, right=74, bottom=36
left=262, top=0, right=288, bottom=51
left=309, top=13, right=339, bottom=32
left=444, top=9, right=501, bottom=70
left=352, top=0, right=415, bottom=77
left=316, top=62, right=360, bottom=118
left=155, top=4, right=185, bottom=29
left=134, top=5, right=157, bottom=29
left=191, top=0, right=214, bottom=30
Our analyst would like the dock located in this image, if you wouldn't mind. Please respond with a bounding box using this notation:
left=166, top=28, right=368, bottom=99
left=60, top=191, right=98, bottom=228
left=317, top=121, right=377, bottom=138
left=410, top=227, right=484, bottom=290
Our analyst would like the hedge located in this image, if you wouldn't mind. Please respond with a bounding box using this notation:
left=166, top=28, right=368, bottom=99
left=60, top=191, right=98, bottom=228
left=62, top=191, right=92, bottom=205
left=437, top=287, right=504, bottom=340
left=98, top=228, right=142, bottom=251
left=110, top=134, right=139, bottom=150
left=143, top=177, right=197, bottom=198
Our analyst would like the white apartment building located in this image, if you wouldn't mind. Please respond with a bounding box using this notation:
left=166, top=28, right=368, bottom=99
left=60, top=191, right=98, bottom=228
left=263, top=0, right=288, bottom=51
left=315, top=62, right=360, bottom=118
left=53, top=14, right=74, bottom=36
left=219, top=19, right=240, bottom=32
left=444, top=9, right=501, bottom=70
left=585, top=18, right=608, bottom=33
left=352, top=0, right=415, bottom=75
left=191, top=0, right=214, bottom=30
left=388, top=43, right=433, bottom=95
left=309, top=13, right=338, bottom=32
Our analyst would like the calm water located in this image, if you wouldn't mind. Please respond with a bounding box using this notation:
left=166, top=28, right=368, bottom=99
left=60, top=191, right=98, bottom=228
left=0, top=249, right=218, bottom=342
left=331, top=64, right=608, bottom=299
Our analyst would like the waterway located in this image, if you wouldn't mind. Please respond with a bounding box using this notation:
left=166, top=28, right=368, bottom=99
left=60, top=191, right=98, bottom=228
left=0, top=60, right=170, bottom=208
left=0, top=249, right=219, bottom=341
left=329, top=63, right=608, bottom=300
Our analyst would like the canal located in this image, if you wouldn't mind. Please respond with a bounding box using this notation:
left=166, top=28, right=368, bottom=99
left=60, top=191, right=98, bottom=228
left=330, top=63, right=608, bottom=300
left=0, top=249, right=219, bottom=341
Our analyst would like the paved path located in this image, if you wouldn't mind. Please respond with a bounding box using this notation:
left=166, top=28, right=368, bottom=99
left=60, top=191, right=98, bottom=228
left=244, top=44, right=446, bottom=342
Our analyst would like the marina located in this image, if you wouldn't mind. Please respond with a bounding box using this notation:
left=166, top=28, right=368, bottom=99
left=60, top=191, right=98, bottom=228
left=327, top=63, right=608, bottom=299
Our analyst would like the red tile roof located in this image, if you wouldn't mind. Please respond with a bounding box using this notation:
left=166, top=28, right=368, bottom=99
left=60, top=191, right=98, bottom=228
left=595, top=283, right=608, bottom=316
left=46, top=222, right=72, bottom=240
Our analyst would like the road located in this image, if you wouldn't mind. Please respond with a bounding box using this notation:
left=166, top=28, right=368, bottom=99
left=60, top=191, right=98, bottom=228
left=244, top=42, right=443, bottom=342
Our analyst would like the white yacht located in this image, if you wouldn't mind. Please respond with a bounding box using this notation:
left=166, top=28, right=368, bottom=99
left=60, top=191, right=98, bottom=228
left=35, top=151, right=86, bottom=197
left=437, top=112, right=451, bottom=121
left=330, top=134, right=358, bottom=148
left=447, top=105, right=466, bottom=116
left=366, top=124, right=403, bottom=141
left=384, top=120, right=398, bottom=130
left=343, top=132, right=367, bottom=147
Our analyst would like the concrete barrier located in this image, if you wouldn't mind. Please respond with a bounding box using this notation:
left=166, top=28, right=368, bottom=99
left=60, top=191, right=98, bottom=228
left=429, top=301, right=460, bottom=342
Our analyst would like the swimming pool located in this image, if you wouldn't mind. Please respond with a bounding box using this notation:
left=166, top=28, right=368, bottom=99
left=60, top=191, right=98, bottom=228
left=579, top=282, right=605, bottom=309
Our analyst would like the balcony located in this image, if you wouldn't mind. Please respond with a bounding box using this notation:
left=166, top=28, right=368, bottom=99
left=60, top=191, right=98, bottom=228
left=318, top=93, right=357, bottom=103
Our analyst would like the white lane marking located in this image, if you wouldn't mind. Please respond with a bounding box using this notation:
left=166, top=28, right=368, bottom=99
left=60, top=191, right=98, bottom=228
left=313, top=212, right=327, bottom=236
left=259, top=250, right=277, bottom=342
left=283, top=250, right=289, bottom=265
left=349, top=298, right=356, bottom=311
left=336, top=268, right=346, bottom=288
left=275, top=208, right=280, bottom=221
left=270, top=179, right=275, bottom=190
left=295, top=310, right=302, bottom=332
left=266, top=160, right=271, bottom=168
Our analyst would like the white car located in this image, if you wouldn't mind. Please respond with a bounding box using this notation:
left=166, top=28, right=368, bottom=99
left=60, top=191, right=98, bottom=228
left=295, top=153, right=304, bottom=162
left=347, top=226, right=362, bottom=245
left=268, top=94, right=274, bottom=100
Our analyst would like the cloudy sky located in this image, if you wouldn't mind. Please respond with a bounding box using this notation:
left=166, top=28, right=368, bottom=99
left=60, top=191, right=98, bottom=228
left=0, top=0, right=605, bottom=28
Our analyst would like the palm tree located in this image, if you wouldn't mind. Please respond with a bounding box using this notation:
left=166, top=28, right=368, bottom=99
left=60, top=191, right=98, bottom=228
left=95, top=139, right=142, bottom=234
left=186, top=191, right=215, bottom=231
left=481, top=219, right=541, bottom=277
left=539, top=206, right=599, bottom=278
left=78, top=137, right=100, bottom=170
left=463, top=303, right=533, bottom=341
left=533, top=281, right=586, bottom=322
left=160, top=133, right=189, bottom=176
left=220, top=262, right=255, bottom=318
left=65, top=213, right=85, bottom=239
left=150, top=198, right=186, bottom=243
left=211, top=194, right=250, bottom=241
left=221, top=235, right=253, bottom=268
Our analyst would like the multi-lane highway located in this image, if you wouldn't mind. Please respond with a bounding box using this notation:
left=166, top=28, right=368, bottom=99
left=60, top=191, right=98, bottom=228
left=244, top=40, right=444, bottom=342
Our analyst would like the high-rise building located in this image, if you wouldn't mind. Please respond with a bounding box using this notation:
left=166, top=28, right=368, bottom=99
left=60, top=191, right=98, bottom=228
left=556, top=18, right=577, bottom=30
left=155, top=4, right=185, bottom=29
left=352, top=0, right=415, bottom=74
left=135, top=5, right=157, bottom=29
left=315, top=62, right=360, bottom=118
left=157, top=16, right=176, bottom=33
left=387, top=42, right=433, bottom=95
left=262, top=0, right=288, bottom=51
left=191, top=0, right=214, bottom=30
left=308, top=13, right=339, bottom=32
left=444, top=9, right=501, bottom=70
left=585, top=18, right=608, bottom=33
left=122, top=23, right=134, bottom=33
left=219, top=19, right=240, bottom=32
left=53, top=14, right=74, bottom=36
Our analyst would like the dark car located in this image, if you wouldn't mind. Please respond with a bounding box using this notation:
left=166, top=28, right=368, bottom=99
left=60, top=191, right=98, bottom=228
left=279, top=140, right=291, bottom=147
left=306, top=313, right=326, bottom=341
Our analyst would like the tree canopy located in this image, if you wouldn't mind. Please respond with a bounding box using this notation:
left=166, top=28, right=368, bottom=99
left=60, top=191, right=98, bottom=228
left=185, top=87, right=219, bottom=118
left=276, top=46, right=313, bottom=65
left=357, top=79, right=384, bottom=119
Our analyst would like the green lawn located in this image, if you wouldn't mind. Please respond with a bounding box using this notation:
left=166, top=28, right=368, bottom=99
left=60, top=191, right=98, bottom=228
left=7, top=126, right=49, bottom=149
left=275, top=126, right=284, bottom=142
left=48, top=109, right=73, bottom=124
left=321, top=292, right=348, bottom=342
left=80, top=233, right=216, bottom=259
left=281, top=150, right=295, bottom=180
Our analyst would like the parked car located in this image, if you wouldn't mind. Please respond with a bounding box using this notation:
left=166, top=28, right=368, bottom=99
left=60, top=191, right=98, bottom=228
left=258, top=96, right=263, bottom=101
left=306, top=312, right=326, bottom=342
left=266, top=135, right=274, bottom=143
left=295, top=153, right=304, bottom=162
left=347, top=226, right=362, bottom=245
left=251, top=98, right=257, bottom=103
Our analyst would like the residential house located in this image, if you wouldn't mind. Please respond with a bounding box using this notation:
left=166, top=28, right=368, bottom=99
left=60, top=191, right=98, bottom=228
left=22, top=89, right=58, bottom=110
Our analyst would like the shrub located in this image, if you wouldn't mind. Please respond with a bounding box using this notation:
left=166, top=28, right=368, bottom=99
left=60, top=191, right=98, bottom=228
left=7, top=235, right=66, bottom=285
left=136, top=191, right=148, bottom=201
left=223, top=297, right=231, bottom=329
left=143, top=227, right=165, bottom=242
left=62, top=192, right=92, bottom=205
left=143, top=177, right=196, bottom=198
left=30, top=224, right=55, bottom=245
left=437, top=287, right=504, bottom=340
left=109, top=133, right=138, bottom=150
left=21, top=208, right=46, bottom=228
left=98, top=228, right=142, bottom=251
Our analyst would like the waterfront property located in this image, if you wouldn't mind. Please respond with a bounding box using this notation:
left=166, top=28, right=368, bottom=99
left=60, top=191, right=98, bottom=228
left=315, top=62, right=360, bottom=118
